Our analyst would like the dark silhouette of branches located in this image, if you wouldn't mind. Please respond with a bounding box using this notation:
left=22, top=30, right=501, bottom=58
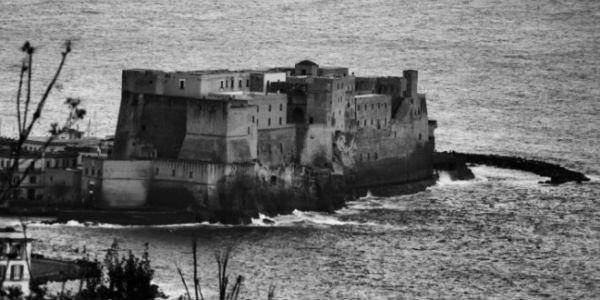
left=0, top=40, right=85, bottom=206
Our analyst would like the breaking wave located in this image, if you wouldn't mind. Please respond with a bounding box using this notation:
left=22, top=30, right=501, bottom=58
left=251, top=209, right=384, bottom=228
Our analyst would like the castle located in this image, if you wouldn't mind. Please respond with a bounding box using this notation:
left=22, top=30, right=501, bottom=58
left=80, top=60, right=437, bottom=222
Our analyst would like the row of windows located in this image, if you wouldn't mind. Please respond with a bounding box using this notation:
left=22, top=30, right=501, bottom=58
left=359, top=152, right=379, bottom=161
left=357, top=102, right=387, bottom=111
left=84, top=167, right=102, bottom=177
left=220, top=79, right=250, bottom=89
left=257, top=103, right=284, bottom=113
left=360, top=118, right=388, bottom=128
left=0, top=158, right=76, bottom=169
left=255, top=117, right=283, bottom=127
left=0, top=264, right=25, bottom=281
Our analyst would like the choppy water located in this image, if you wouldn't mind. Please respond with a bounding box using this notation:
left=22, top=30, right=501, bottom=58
left=1, top=0, right=599, bottom=299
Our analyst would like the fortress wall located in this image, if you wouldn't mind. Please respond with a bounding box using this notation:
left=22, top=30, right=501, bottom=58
left=149, top=160, right=255, bottom=209
left=122, top=70, right=164, bottom=94
left=248, top=94, right=287, bottom=129
left=354, top=94, right=392, bottom=129
left=112, top=92, right=188, bottom=159
left=300, top=125, right=334, bottom=168
left=199, top=73, right=251, bottom=96
left=257, top=126, right=298, bottom=166
left=97, top=160, right=152, bottom=208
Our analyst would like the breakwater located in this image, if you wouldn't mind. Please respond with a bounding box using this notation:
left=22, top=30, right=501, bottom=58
left=435, top=151, right=590, bottom=184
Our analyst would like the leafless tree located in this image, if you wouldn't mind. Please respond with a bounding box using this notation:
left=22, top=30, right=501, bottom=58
left=0, top=40, right=86, bottom=206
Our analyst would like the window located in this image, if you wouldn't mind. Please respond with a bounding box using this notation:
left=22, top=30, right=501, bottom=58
left=371, top=120, right=373, bottom=125
left=359, top=153, right=363, bottom=161
left=374, top=153, right=378, bottom=160
left=221, top=81, right=224, bottom=88
left=279, top=117, right=282, bottom=125
left=238, top=80, right=242, bottom=88
left=179, top=79, right=185, bottom=90
left=419, top=133, right=422, bottom=140
left=189, top=171, right=193, bottom=179
left=10, top=264, right=24, bottom=281
left=155, top=168, right=159, bottom=175
left=46, top=161, right=50, bottom=168
left=268, top=105, right=271, bottom=112
left=29, top=176, right=36, bottom=184
left=172, top=169, right=176, bottom=177
left=246, top=79, right=249, bottom=87
left=0, top=266, right=5, bottom=280
left=279, top=103, right=283, bottom=111
left=225, top=80, right=228, bottom=88
left=357, top=105, right=361, bottom=111
left=367, top=153, right=370, bottom=160
left=252, top=116, right=255, bottom=123
left=378, top=103, right=380, bottom=109
left=248, top=127, right=250, bottom=134
left=268, top=118, right=271, bottom=126
left=363, top=120, right=367, bottom=126
left=230, top=79, right=234, bottom=89
left=257, top=106, right=259, bottom=112
left=49, top=176, right=53, bottom=183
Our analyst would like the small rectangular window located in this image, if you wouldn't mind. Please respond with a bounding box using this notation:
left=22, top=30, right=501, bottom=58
left=189, top=171, right=193, bottom=179
left=279, top=103, right=283, bottom=111
left=29, top=176, right=36, bottom=184
left=268, top=118, right=271, bottom=126
left=279, top=117, right=282, bottom=125
left=172, top=169, right=176, bottom=176
left=239, top=80, right=242, bottom=88
left=246, top=79, right=249, bottom=87
left=179, top=79, right=185, bottom=90
left=221, top=81, right=224, bottom=88
left=10, top=265, right=24, bottom=281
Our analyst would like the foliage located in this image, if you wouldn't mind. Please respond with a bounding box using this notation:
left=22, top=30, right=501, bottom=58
left=0, top=40, right=86, bottom=205
left=76, top=241, right=164, bottom=300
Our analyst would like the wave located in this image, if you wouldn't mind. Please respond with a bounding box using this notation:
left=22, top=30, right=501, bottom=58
left=27, top=220, right=232, bottom=229
left=250, top=209, right=385, bottom=228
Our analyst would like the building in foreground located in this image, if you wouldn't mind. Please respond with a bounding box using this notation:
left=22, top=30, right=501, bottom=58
left=0, top=228, right=32, bottom=295
left=81, top=60, right=437, bottom=223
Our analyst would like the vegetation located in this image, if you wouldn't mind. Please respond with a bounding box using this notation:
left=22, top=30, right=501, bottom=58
left=0, top=40, right=86, bottom=206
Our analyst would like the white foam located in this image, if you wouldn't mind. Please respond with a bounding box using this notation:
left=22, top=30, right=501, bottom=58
left=250, top=209, right=385, bottom=228
left=27, top=219, right=231, bottom=229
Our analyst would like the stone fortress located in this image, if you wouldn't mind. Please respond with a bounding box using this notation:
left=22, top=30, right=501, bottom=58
left=81, top=60, right=437, bottom=222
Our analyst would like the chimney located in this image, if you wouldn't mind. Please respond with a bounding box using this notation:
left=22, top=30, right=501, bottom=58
left=403, top=70, right=418, bottom=98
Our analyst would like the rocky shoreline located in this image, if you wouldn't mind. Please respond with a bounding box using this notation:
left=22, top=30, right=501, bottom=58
left=435, top=151, right=590, bottom=184
left=3, top=152, right=591, bottom=225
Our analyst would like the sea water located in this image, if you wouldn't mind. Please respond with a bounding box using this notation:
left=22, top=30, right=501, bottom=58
left=1, top=0, right=599, bottom=298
